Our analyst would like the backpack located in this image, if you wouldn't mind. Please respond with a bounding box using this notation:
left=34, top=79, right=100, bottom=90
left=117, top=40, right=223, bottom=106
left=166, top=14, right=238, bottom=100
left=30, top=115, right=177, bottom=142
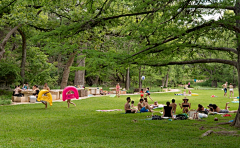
left=152, top=115, right=162, bottom=120
left=176, top=113, right=188, bottom=120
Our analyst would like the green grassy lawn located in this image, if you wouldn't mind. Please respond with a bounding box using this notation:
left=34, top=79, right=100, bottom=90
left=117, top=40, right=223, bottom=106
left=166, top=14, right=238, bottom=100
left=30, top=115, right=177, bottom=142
left=0, top=90, right=240, bottom=147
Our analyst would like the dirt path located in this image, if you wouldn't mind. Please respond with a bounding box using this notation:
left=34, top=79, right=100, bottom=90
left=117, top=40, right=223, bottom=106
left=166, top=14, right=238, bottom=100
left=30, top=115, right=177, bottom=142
left=9, top=89, right=181, bottom=106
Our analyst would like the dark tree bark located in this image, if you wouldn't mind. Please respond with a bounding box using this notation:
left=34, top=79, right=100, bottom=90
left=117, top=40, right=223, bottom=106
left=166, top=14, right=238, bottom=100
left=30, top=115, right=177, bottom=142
left=0, top=24, right=21, bottom=60
left=18, top=29, right=27, bottom=83
left=125, top=67, right=130, bottom=90
left=161, top=77, right=165, bottom=87
left=211, top=80, right=217, bottom=88
left=93, top=75, right=99, bottom=86
left=138, top=66, right=142, bottom=89
left=231, top=0, right=240, bottom=127
left=60, top=52, right=77, bottom=89
left=74, top=54, right=85, bottom=86
left=165, top=72, right=169, bottom=87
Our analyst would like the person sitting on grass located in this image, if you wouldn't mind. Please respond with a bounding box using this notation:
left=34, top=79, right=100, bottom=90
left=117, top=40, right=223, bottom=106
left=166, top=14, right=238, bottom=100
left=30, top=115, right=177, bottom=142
left=179, top=97, right=191, bottom=113
left=66, top=91, right=76, bottom=108
left=143, top=98, right=153, bottom=112
left=188, top=90, right=192, bottom=95
left=131, top=100, right=138, bottom=110
left=138, top=99, right=149, bottom=112
left=163, top=101, right=173, bottom=118
left=170, top=99, right=177, bottom=114
left=124, top=97, right=137, bottom=113
left=209, top=102, right=237, bottom=113
left=183, top=90, right=186, bottom=96
left=145, top=88, right=153, bottom=101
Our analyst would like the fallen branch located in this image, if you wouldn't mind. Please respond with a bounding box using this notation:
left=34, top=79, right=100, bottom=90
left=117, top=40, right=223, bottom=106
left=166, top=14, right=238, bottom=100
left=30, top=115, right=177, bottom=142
left=201, top=130, right=213, bottom=137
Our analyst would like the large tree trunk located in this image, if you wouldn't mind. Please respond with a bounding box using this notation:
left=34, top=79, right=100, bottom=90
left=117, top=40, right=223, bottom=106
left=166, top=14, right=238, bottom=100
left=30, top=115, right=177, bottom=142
left=60, top=52, right=77, bottom=89
left=165, top=72, right=169, bottom=87
left=74, top=54, right=85, bottom=86
left=125, top=67, right=130, bottom=90
left=138, top=66, right=142, bottom=89
left=0, top=24, right=21, bottom=60
left=211, top=80, right=217, bottom=87
left=93, top=75, right=99, bottom=86
left=231, top=0, right=240, bottom=127
left=18, top=29, right=27, bottom=83
left=162, top=77, right=165, bottom=87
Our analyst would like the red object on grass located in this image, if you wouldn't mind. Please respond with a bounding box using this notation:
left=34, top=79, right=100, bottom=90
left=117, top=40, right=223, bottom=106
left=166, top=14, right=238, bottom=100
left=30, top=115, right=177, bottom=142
left=223, top=114, right=232, bottom=117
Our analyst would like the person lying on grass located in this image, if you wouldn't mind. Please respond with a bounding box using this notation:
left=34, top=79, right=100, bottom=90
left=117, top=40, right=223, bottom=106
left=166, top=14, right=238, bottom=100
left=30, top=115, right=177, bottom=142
left=169, top=99, right=177, bottom=114
left=179, top=97, right=191, bottom=113
left=138, top=99, right=149, bottom=112
left=143, top=98, right=153, bottom=112
left=66, top=91, right=76, bottom=108
left=208, top=102, right=237, bottom=113
left=149, top=101, right=159, bottom=109
left=163, top=101, right=173, bottom=118
left=125, top=97, right=137, bottom=113
left=197, top=104, right=205, bottom=112
left=196, top=104, right=208, bottom=114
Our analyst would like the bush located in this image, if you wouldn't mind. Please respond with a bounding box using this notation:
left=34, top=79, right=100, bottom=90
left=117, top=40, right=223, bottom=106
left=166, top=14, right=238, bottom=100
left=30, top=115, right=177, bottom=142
left=0, top=99, right=11, bottom=105
left=0, top=90, right=12, bottom=96
left=0, top=95, right=12, bottom=105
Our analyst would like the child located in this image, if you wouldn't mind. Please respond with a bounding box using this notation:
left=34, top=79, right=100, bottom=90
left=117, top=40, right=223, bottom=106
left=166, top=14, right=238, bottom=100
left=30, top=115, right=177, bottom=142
left=145, top=88, right=153, bottom=101
left=183, top=90, right=186, bottom=96
left=188, top=90, right=192, bottom=95
left=140, top=89, right=144, bottom=99
left=131, top=100, right=137, bottom=110
left=67, top=91, right=76, bottom=108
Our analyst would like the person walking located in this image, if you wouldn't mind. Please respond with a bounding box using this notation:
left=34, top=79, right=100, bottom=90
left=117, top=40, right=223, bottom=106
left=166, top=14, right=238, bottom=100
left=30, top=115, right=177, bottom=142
left=222, top=82, right=228, bottom=97
left=116, top=83, right=120, bottom=98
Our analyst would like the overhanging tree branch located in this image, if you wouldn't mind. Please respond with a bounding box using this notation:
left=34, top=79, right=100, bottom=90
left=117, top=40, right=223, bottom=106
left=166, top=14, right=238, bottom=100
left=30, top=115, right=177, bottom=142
left=129, top=20, right=215, bottom=58
left=139, top=59, right=237, bottom=67
left=0, top=0, right=17, bottom=14
left=0, top=24, right=22, bottom=60
left=94, top=0, right=109, bottom=18
left=28, top=24, right=52, bottom=32
left=184, top=44, right=238, bottom=54
left=188, top=4, right=235, bottom=10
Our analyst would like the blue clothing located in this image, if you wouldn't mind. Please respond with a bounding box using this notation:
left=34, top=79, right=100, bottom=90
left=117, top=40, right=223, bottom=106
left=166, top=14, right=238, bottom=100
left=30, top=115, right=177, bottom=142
left=140, top=107, right=149, bottom=112
left=224, top=88, right=227, bottom=93
left=23, top=85, right=28, bottom=89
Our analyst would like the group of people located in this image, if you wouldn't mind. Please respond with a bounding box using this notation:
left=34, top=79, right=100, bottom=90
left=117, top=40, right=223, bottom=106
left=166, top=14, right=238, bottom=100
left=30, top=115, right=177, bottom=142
left=197, top=102, right=237, bottom=113
left=222, top=82, right=234, bottom=98
left=124, top=95, right=237, bottom=118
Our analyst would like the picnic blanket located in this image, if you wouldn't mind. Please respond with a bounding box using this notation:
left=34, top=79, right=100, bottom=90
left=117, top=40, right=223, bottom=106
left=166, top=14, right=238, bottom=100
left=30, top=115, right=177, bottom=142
left=152, top=104, right=165, bottom=109
left=231, top=101, right=239, bottom=103
left=109, top=94, right=116, bottom=97
left=96, top=109, right=122, bottom=112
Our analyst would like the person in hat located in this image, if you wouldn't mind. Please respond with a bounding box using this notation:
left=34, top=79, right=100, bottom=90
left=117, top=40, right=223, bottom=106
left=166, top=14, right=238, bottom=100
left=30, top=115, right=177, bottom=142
left=179, top=97, right=191, bottom=113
